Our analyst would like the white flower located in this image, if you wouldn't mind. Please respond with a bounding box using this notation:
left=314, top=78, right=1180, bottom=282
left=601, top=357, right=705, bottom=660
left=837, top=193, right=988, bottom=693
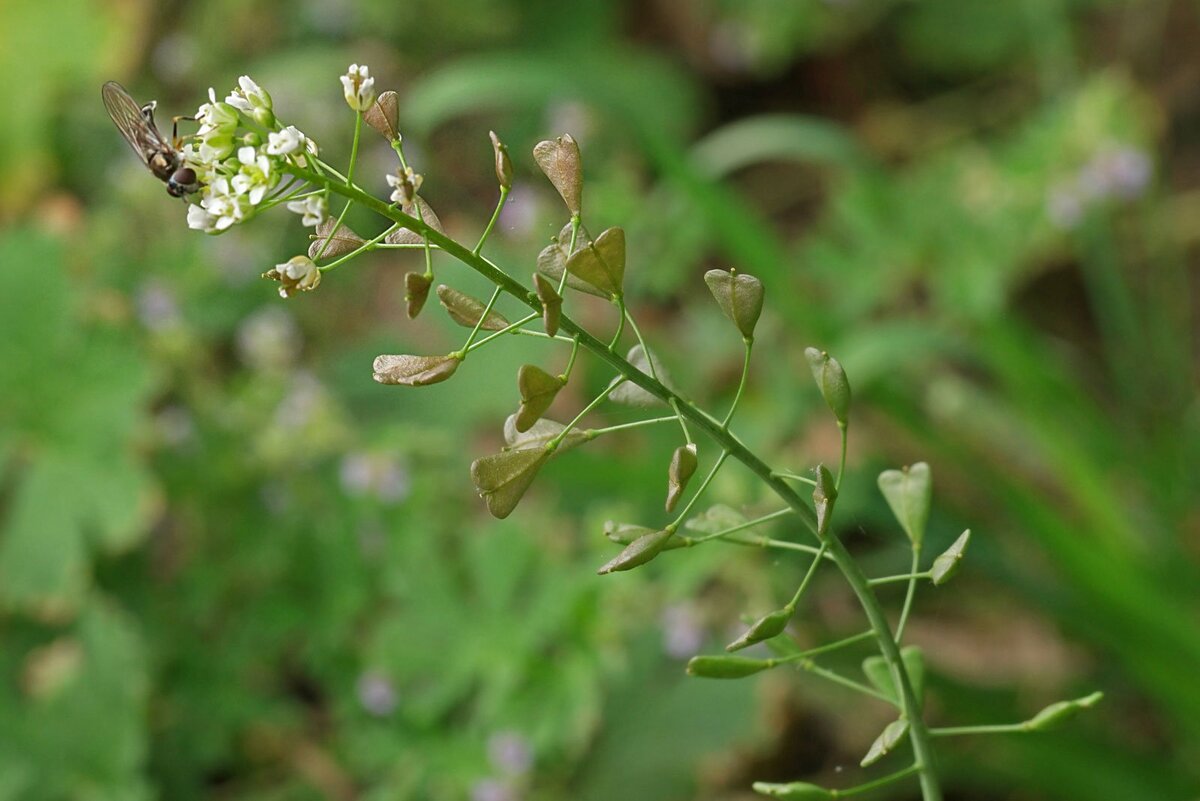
left=266, top=125, right=306, bottom=156
left=195, top=88, right=238, bottom=136
left=201, top=177, right=249, bottom=231
left=187, top=203, right=219, bottom=233
left=266, top=255, right=322, bottom=297
left=225, top=75, right=272, bottom=113
left=386, top=167, right=423, bottom=204
left=286, top=194, right=327, bottom=227
left=340, top=63, right=376, bottom=111
left=230, top=145, right=278, bottom=205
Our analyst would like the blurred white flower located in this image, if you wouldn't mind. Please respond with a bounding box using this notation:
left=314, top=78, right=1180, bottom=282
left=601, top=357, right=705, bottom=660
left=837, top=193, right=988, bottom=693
left=236, top=307, right=300, bottom=370
left=267, top=126, right=306, bottom=156
left=286, top=194, right=328, bottom=227
left=225, top=75, right=272, bottom=113
left=340, top=63, right=376, bottom=111
left=386, top=167, right=423, bottom=204
left=661, top=603, right=705, bottom=659
left=339, top=452, right=411, bottom=504
left=136, top=280, right=181, bottom=331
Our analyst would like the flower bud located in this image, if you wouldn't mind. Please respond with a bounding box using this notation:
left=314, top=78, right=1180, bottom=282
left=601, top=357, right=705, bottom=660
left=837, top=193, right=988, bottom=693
left=532, top=134, right=582, bottom=216
left=751, top=781, right=833, bottom=800
left=686, top=654, right=775, bottom=679
left=532, top=273, right=562, bottom=337
left=877, top=462, right=931, bottom=548
left=405, top=272, right=433, bottom=319
left=340, top=63, right=376, bottom=112
left=725, top=607, right=792, bottom=652
left=515, top=364, right=565, bottom=432
left=489, top=131, right=513, bottom=190
left=242, top=132, right=262, bottom=147
left=597, top=528, right=674, bottom=574
left=470, top=448, right=550, bottom=519
left=252, top=107, right=275, bottom=129
left=704, top=269, right=763, bottom=340
left=804, top=347, right=851, bottom=425
left=665, top=443, right=698, bottom=513
left=387, top=167, right=423, bottom=205
left=364, top=91, right=400, bottom=141
left=436, top=285, right=510, bottom=331
left=372, top=353, right=461, bottom=386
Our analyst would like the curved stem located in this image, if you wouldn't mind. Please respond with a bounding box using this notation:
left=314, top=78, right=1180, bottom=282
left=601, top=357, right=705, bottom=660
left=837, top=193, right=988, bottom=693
left=473, top=186, right=509, bottom=255
left=722, top=338, right=753, bottom=428
left=289, top=169, right=943, bottom=801
left=896, top=546, right=922, bottom=641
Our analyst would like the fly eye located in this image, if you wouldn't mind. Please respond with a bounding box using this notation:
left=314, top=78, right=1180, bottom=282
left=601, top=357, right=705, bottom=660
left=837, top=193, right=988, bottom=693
left=172, top=167, right=197, bottom=185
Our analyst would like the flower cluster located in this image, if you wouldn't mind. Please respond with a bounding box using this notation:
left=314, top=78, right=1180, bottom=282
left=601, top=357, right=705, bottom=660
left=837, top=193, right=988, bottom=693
left=183, top=77, right=320, bottom=234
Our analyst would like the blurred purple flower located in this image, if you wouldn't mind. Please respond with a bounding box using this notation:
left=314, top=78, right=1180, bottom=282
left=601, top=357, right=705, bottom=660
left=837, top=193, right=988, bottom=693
left=488, top=731, right=533, bottom=776
left=471, top=779, right=517, bottom=801
left=136, top=280, right=180, bottom=332
left=339, top=452, right=411, bottom=504
left=661, top=603, right=705, bottom=659
left=356, top=671, right=398, bottom=717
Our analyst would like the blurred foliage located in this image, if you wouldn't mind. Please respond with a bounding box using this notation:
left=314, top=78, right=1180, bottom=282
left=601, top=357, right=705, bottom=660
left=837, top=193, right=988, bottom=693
left=1, top=0, right=1198, bottom=800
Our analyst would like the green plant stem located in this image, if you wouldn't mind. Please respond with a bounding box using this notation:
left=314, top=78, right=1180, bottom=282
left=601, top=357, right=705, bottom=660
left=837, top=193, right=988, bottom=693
left=608, top=298, right=626, bottom=349
left=836, top=421, right=849, bottom=490
left=289, top=168, right=943, bottom=801
left=690, top=508, right=809, bottom=546
left=784, top=543, right=828, bottom=613
left=560, top=336, right=581, bottom=381
left=463, top=312, right=540, bottom=354
left=870, top=571, right=932, bottom=587
left=793, top=658, right=896, bottom=705
left=669, top=450, right=730, bottom=530
left=557, top=215, right=581, bottom=295
left=318, top=223, right=399, bottom=273
left=586, top=415, right=678, bottom=437
left=895, top=546, right=922, bottom=641
left=461, top=286, right=503, bottom=353
left=510, top=329, right=575, bottom=344
left=473, top=186, right=509, bottom=255
left=551, top=380, right=619, bottom=449
left=722, top=338, right=753, bottom=428
left=930, top=723, right=1033, bottom=737
left=313, top=112, right=363, bottom=261
left=773, top=470, right=817, bottom=486
left=623, top=303, right=691, bottom=444
left=836, top=764, right=921, bottom=797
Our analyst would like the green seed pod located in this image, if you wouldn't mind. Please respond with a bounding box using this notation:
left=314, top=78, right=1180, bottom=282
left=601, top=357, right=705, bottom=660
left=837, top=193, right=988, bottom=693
left=803, top=347, right=851, bottom=425
left=532, top=273, right=563, bottom=337
left=532, top=134, right=582, bottom=216
left=565, top=227, right=625, bottom=298
left=364, top=91, right=400, bottom=142
left=241, top=132, right=262, bottom=148
left=489, top=130, right=513, bottom=190
left=665, top=443, right=698, bottom=513
left=596, top=528, right=674, bottom=574
left=308, top=219, right=365, bottom=260
left=372, top=353, right=461, bottom=387
left=436, top=285, right=510, bottom=331
left=604, top=521, right=688, bottom=551
left=1026, top=692, right=1104, bottom=731
left=861, top=719, right=909, bottom=767
left=515, top=364, right=565, bottom=432
left=877, top=462, right=932, bottom=548
left=812, top=464, right=838, bottom=534
left=385, top=196, right=445, bottom=244
left=470, top=448, right=551, bottom=519
left=404, top=272, right=432, bottom=319
left=503, top=415, right=588, bottom=453
left=930, top=529, right=971, bottom=585
left=252, top=106, right=275, bottom=129
left=686, top=655, right=775, bottom=679
left=751, top=781, right=833, bottom=800
left=703, top=268, right=764, bottom=340
left=726, top=607, right=792, bottom=652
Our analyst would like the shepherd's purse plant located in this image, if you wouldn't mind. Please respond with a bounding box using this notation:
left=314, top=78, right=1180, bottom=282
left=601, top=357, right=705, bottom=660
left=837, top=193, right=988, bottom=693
left=104, top=65, right=1102, bottom=801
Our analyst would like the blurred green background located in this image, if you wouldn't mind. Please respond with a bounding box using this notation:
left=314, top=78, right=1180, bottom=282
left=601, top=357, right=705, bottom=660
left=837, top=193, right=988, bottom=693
left=1, top=0, right=1198, bottom=799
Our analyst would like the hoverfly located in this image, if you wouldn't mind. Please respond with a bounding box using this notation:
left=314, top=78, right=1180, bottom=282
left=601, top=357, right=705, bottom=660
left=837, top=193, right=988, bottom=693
left=102, top=81, right=200, bottom=197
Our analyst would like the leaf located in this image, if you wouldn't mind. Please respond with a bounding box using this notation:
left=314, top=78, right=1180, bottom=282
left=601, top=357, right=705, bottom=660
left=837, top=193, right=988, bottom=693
left=363, top=90, right=400, bottom=141
left=686, top=655, right=774, bottom=679
left=565, top=227, right=625, bottom=298
left=804, top=347, right=851, bottom=425
left=877, top=462, right=932, bottom=547
left=515, top=364, right=565, bottom=432
left=861, top=656, right=895, bottom=702
left=597, top=528, right=674, bottom=574
left=385, top=196, right=445, bottom=244
left=436, top=285, right=510, bottom=331
left=693, top=114, right=868, bottom=177
left=533, top=134, right=582, bottom=216
left=665, top=444, right=698, bottom=513
left=308, top=218, right=365, bottom=260
left=532, top=273, right=563, bottom=336
left=930, top=529, right=971, bottom=585
left=372, top=353, right=461, bottom=386
left=861, top=647, right=925, bottom=706
left=503, top=414, right=588, bottom=453
left=860, top=718, right=909, bottom=767
left=536, top=224, right=606, bottom=297
left=405, top=272, right=432, bottom=318
left=610, top=344, right=667, bottom=406
left=704, top=268, right=764, bottom=339
left=470, top=448, right=550, bottom=519
left=726, top=607, right=792, bottom=652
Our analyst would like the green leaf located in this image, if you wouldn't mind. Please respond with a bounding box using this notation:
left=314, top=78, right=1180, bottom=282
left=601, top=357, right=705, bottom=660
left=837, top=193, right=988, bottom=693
left=533, top=134, right=583, bottom=216
left=804, top=347, right=851, bottom=425
left=694, top=113, right=868, bottom=177
left=515, top=364, right=565, bottom=432
left=861, top=647, right=925, bottom=706
left=686, top=655, right=774, bottom=679
left=665, top=444, right=698, bottom=513
left=751, top=780, right=833, bottom=800
left=704, top=268, right=764, bottom=339
left=860, top=718, right=909, bottom=767
left=861, top=656, right=895, bottom=702
left=436, top=285, right=510, bottom=331
left=532, top=272, right=563, bottom=336
left=372, top=353, right=462, bottom=386
left=726, top=607, right=792, bottom=653
left=930, top=529, right=971, bottom=585
left=566, top=227, right=625, bottom=298
left=597, top=528, right=675, bottom=574
left=470, top=448, right=551, bottom=519
left=877, top=462, right=932, bottom=547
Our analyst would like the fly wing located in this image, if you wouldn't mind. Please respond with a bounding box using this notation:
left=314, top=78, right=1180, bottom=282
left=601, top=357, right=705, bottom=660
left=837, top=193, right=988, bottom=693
left=102, top=81, right=170, bottom=165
